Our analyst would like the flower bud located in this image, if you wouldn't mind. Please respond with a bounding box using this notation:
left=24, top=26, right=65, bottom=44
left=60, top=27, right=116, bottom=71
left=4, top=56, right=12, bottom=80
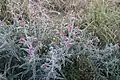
left=62, top=34, right=67, bottom=39
left=20, top=37, right=26, bottom=42
left=44, top=63, right=49, bottom=67
left=21, top=23, right=25, bottom=27
left=29, top=46, right=33, bottom=50
left=66, top=42, right=70, bottom=48
left=56, top=31, right=60, bottom=35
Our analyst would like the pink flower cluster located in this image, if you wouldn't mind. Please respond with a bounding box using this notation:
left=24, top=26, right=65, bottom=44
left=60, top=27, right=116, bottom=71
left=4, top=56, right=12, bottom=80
left=55, top=16, right=89, bottom=49
left=55, top=22, right=78, bottom=48
left=20, top=36, right=36, bottom=59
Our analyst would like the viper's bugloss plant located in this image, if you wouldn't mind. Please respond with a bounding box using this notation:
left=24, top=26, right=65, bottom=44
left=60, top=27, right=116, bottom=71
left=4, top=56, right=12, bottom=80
left=0, top=2, right=120, bottom=80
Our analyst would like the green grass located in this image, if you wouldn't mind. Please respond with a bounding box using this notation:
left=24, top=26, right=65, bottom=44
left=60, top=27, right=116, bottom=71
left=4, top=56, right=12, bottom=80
left=85, top=0, right=120, bottom=43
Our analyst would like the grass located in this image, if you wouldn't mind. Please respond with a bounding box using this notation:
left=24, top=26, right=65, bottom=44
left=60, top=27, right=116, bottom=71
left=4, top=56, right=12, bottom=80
left=86, top=0, right=120, bottom=43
